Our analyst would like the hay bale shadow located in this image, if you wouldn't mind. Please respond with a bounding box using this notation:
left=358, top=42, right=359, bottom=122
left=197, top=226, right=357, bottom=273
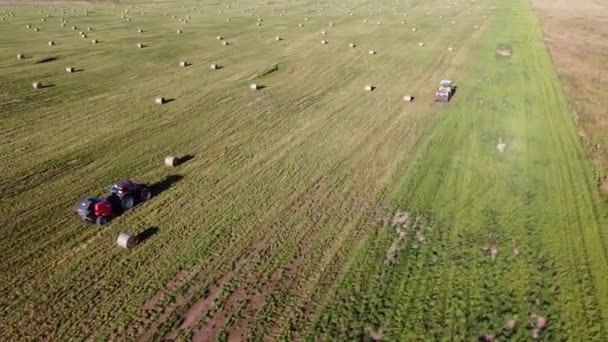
left=36, top=57, right=58, bottom=64
left=136, top=227, right=159, bottom=244
left=178, top=155, right=194, bottom=165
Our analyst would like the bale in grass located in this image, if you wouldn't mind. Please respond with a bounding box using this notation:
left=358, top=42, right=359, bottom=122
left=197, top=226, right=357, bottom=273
left=61, top=23, right=65, bottom=27
left=226, top=18, right=231, bottom=22
left=65, top=66, right=74, bottom=73
left=92, top=39, right=98, bottom=44
left=298, top=23, right=303, bottom=27
left=87, top=27, right=92, bottom=31
left=155, top=97, right=166, bottom=105
left=137, top=43, right=143, bottom=48
left=179, top=61, right=188, bottom=67
left=210, top=64, right=218, bottom=70
left=48, top=41, right=55, bottom=46
left=321, top=40, right=327, bottom=44
left=403, top=95, right=413, bottom=102
left=250, top=83, right=259, bottom=90
left=412, top=27, right=417, bottom=32
left=349, top=43, right=356, bottom=48
left=32, top=82, right=42, bottom=89
left=81, top=34, right=87, bottom=38
left=26, top=24, right=31, bottom=28
left=368, top=50, right=376, bottom=55
left=329, top=22, right=334, bottom=27
left=137, top=28, right=143, bottom=33
left=222, top=41, right=228, bottom=46
left=34, top=28, right=39, bottom=31
left=364, top=85, right=374, bottom=92
left=363, top=19, right=367, bottom=23
left=256, top=22, right=261, bottom=26
left=177, top=29, right=182, bottom=34
left=71, top=26, right=77, bottom=30
left=321, top=30, right=326, bottom=35
left=164, top=156, right=180, bottom=167
left=418, top=42, right=425, bottom=47
left=116, top=232, right=138, bottom=249
left=275, top=36, right=281, bottom=41
left=474, top=25, right=479, bottom=29
left=216, top=35, right=223, bottom=40
left=448, top=47, right=455, bottom=52
left=17, top=53, right=24, bottom=60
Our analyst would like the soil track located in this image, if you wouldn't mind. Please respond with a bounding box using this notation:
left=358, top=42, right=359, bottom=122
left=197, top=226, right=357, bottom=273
left=532, top=0, right=608, bottom=179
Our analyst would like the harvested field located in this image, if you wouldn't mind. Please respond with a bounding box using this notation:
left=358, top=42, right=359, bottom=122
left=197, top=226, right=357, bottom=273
left=0, top=0, right=606, bottom=340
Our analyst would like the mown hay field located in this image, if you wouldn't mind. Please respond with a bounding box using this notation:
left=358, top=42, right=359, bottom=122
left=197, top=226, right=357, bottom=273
left=0, top=0, right=606, bottom=340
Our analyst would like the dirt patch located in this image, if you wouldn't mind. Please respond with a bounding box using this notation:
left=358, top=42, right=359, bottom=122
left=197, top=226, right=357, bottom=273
left=532, top=0, right=608, bottom=179
left=495, top=44, right=512, bottom=58
left=143, top=270, right=191, bottom=311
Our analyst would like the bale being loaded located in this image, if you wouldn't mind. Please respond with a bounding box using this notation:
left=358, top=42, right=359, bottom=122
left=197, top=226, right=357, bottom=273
left=116, top=232, right=138, bottom=249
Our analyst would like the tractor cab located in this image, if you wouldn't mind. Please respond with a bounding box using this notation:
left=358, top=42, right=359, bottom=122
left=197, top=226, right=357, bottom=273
left=435, top=80, right=455, bottom=102
left=110, top=179, right=138, bottom=198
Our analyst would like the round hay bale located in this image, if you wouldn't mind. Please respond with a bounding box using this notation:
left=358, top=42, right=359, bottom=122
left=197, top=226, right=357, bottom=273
left=32, top=81, right=42, bottom=89
left=418, top=42, right=425, bottom=47
left=329, top=22, right=334, bottom=27
left=210, top=64, right=218, bottom=70
left=216, top=35, right=223, bottom=40
left=177, top=29, right=182, bottom=34
left=226, top=18, right=231, bottom=22
left=275, top=36, right=281, bottom=41
left=250, top=83, right=259, bottom=90
left=364, top=85, right=374, bottom=91
left=298, top=23, right=303, bottom=27
left=137, top=28, right=143, bottom=33
left=321, top=30, right=326, bottom=35
left=376, top=21, right=381, bottom=25
left=403, top=95, right=413, bottom=102
left=65, top=66, right=74, bottom=73
left=349, top=43, right=356, bottom=48
left=26, top=24, right=31, bottom=28
left=448, top=47, right=454, bottom=51
left=48, top=41, right=55, bottom=46
left=412, top=27, right=417, bottom=32
left=91, top=39, right=98, bottom=44
left=116, top=232, right=138, bottom=249
left=165, top=155, right=180, bottom=167
left=17, top=53, right=24, bottom=60
left=222, top=41, right=228, bottom=46
left=452, top=20, right=456, bottom=24
left=81, top=34, right=87, bottom=38
left=34, top=27, right=40, bottom=31
left=71, top=26, right=77, bottom=30
left=155, top=97, right=166, bottom=105
left=87, top=27, right=92, bottom=31
left=474, top=25, right=479, bottom=29
left=41, top=18, right=46, bottom=22
left=179, top=61, right=188, bottom=67
left=61, top=23, right=65, bottom=27
left=137, top=43, right=143, bottom=48
left=256, top=22, right=261, bottom=26
left=368, top=50, right=376, bottom=55
left=321, top=40, right=327, bottom=44
left=363, top=19, right=367, bottom=23
left=504, top=319, right=517, bottom=333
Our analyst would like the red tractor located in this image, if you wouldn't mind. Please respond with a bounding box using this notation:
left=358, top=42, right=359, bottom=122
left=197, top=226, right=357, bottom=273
left=75, top=179, right=152, bottom=225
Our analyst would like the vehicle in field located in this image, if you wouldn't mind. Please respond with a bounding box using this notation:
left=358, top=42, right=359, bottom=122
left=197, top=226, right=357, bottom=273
left=75, top=179, right=151, bottom=225
left=435, top=79, right=455, bottom=102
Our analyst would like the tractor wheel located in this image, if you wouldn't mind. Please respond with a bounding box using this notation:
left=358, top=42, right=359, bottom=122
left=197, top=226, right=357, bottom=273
left=122, top=195, right=135, bottom=210
left=96, top=216, right=109, bottom=225
left=140, top=188, right=152, bottom=201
